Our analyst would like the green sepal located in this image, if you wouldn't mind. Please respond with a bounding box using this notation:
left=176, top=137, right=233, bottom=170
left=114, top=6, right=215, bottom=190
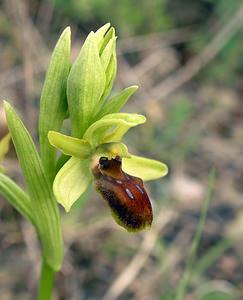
left=96, top=85, right=138, bottom=119
left=48, top=131, right=92, bottom=159
left=53, top=157, right=92, bottom=212
left=39, top=27, right=71, bottom=182
left=84, top=113, right=146, bottom=146
left=122, top=155, right=168, bottom=181
left=4, top=101, right=63, bottom=271
left=67, top=31, right=106, bottom=138
left=0, top=173, right=34, bottom=224
left=95, top=142, right=131, bottom=159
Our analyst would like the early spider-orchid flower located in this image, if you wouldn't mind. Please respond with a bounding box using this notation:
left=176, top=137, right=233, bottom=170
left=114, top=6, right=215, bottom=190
left=48, top=112, right=168, bottom=232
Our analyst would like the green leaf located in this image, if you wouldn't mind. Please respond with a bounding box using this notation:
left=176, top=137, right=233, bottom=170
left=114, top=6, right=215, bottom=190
left=96, top=85, right=138, bottom=119
left=84, top=113, right=146, bottom=146
left=67, top=31, right=106, bottom=138
left=53, top=157, right=92, bottom=212
left=122, top=155, right=168, bottom=181
left=48, top=131, right=92, bottom=159
left=4, top=101, right=63, bottom=271
left=39, top=27, right=71, bottom=182
left=0, top=173, right=34, bottom=224
left=95, top=142, right=131, bottom=159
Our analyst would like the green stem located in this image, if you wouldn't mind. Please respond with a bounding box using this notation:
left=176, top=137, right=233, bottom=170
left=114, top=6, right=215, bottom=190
left=175, top=170, right=215, bottom=300
left=37, top=260, right=56, bottom=300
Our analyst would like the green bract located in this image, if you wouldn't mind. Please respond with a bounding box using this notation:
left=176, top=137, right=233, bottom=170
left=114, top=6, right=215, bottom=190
left=39, top=27, right=71, bottom=182
left=94, top=85, right=138, bottom=120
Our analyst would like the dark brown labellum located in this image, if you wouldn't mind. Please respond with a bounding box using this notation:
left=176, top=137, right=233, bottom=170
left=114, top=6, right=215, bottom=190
left=92, top=156, right=153, bottom=232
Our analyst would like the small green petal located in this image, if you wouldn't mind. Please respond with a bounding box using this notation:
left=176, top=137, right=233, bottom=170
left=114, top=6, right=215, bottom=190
left=84, top=113, right=146, bottom=146
left=95, top=142, right=131, bottom=159
left=48, top=131, right=92, bottom=159
left=122, top=155, right=168, bottom=181
left=53, top=157, right=92, bottom=212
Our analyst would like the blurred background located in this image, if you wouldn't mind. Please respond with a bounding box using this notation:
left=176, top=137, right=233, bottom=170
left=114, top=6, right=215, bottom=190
left=1, top=0, right=243, bottom=299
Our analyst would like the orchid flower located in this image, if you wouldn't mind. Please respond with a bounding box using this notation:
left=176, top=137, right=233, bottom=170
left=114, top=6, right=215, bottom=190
left=48, top=112, right=167, bottom=231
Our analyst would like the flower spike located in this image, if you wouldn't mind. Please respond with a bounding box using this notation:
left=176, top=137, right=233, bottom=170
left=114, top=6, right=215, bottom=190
left=46, top=24, right=168, bottom=231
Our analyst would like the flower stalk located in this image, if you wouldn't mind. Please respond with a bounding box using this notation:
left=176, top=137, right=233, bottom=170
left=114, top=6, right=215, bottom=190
left=37, top=260, right=56, bottom=300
